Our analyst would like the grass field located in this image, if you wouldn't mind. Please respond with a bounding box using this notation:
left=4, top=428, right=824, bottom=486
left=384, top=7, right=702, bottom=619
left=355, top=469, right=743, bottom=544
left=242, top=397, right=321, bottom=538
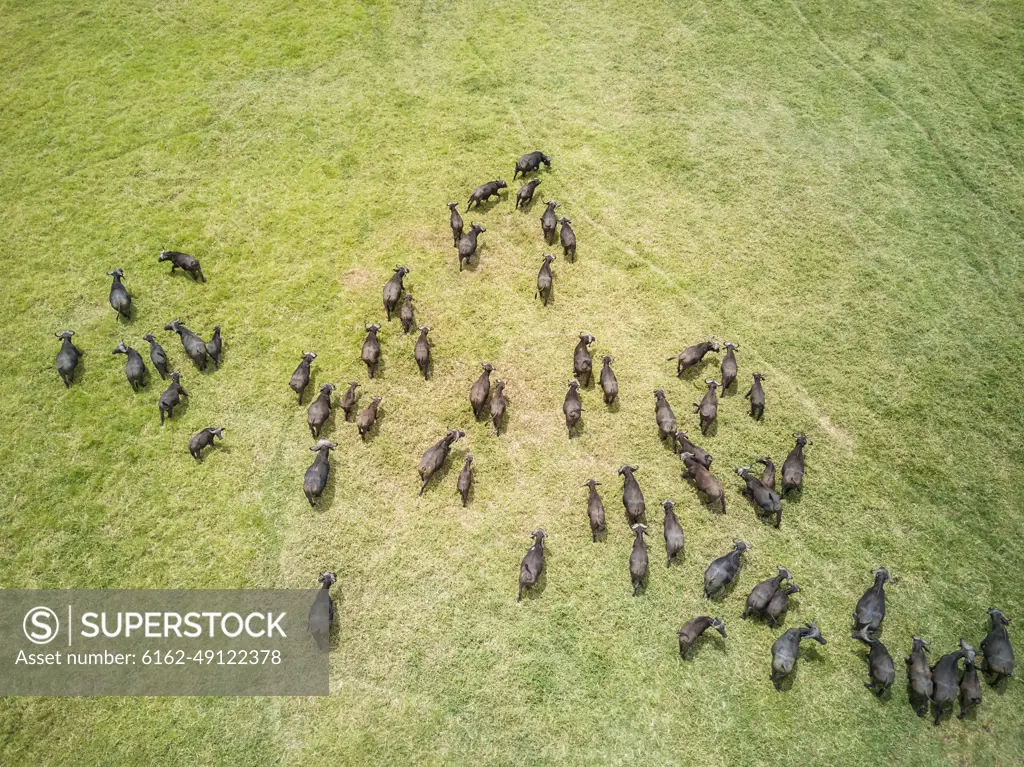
left=1, top=0, right=1023, bottom=763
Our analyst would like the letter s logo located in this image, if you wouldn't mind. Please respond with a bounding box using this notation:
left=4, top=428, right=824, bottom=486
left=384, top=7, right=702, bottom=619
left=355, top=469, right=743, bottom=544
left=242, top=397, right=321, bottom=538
left=23, top=606, right=60, bottom=645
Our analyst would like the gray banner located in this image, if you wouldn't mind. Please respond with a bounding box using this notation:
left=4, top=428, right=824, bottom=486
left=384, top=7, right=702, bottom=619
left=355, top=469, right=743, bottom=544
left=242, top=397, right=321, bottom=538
left=0, top=590, right=330, bottom=696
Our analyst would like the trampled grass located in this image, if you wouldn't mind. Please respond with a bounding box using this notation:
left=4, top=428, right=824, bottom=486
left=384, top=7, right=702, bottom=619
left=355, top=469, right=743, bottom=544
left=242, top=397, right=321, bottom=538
left=1, top=0, right=1022, bottom=764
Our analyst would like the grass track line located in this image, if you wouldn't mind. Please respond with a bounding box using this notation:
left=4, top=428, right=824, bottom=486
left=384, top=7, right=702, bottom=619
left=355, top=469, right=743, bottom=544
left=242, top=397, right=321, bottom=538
left=789, top=0, right=1023, bottom=243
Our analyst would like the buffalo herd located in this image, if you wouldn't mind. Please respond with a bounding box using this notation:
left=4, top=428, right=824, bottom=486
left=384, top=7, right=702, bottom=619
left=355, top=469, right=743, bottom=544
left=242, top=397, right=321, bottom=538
left=51, top=151, right=1013, bottom=720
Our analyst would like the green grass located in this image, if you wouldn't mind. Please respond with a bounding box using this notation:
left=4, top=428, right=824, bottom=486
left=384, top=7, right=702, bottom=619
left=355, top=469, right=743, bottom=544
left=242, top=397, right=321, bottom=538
left=1, top=0, right=1023, bottom=763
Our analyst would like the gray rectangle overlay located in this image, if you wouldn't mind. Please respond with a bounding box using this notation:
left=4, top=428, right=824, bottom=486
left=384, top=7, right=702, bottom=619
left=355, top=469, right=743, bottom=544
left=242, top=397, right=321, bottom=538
left=0, top=590, right=329, bottom=696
